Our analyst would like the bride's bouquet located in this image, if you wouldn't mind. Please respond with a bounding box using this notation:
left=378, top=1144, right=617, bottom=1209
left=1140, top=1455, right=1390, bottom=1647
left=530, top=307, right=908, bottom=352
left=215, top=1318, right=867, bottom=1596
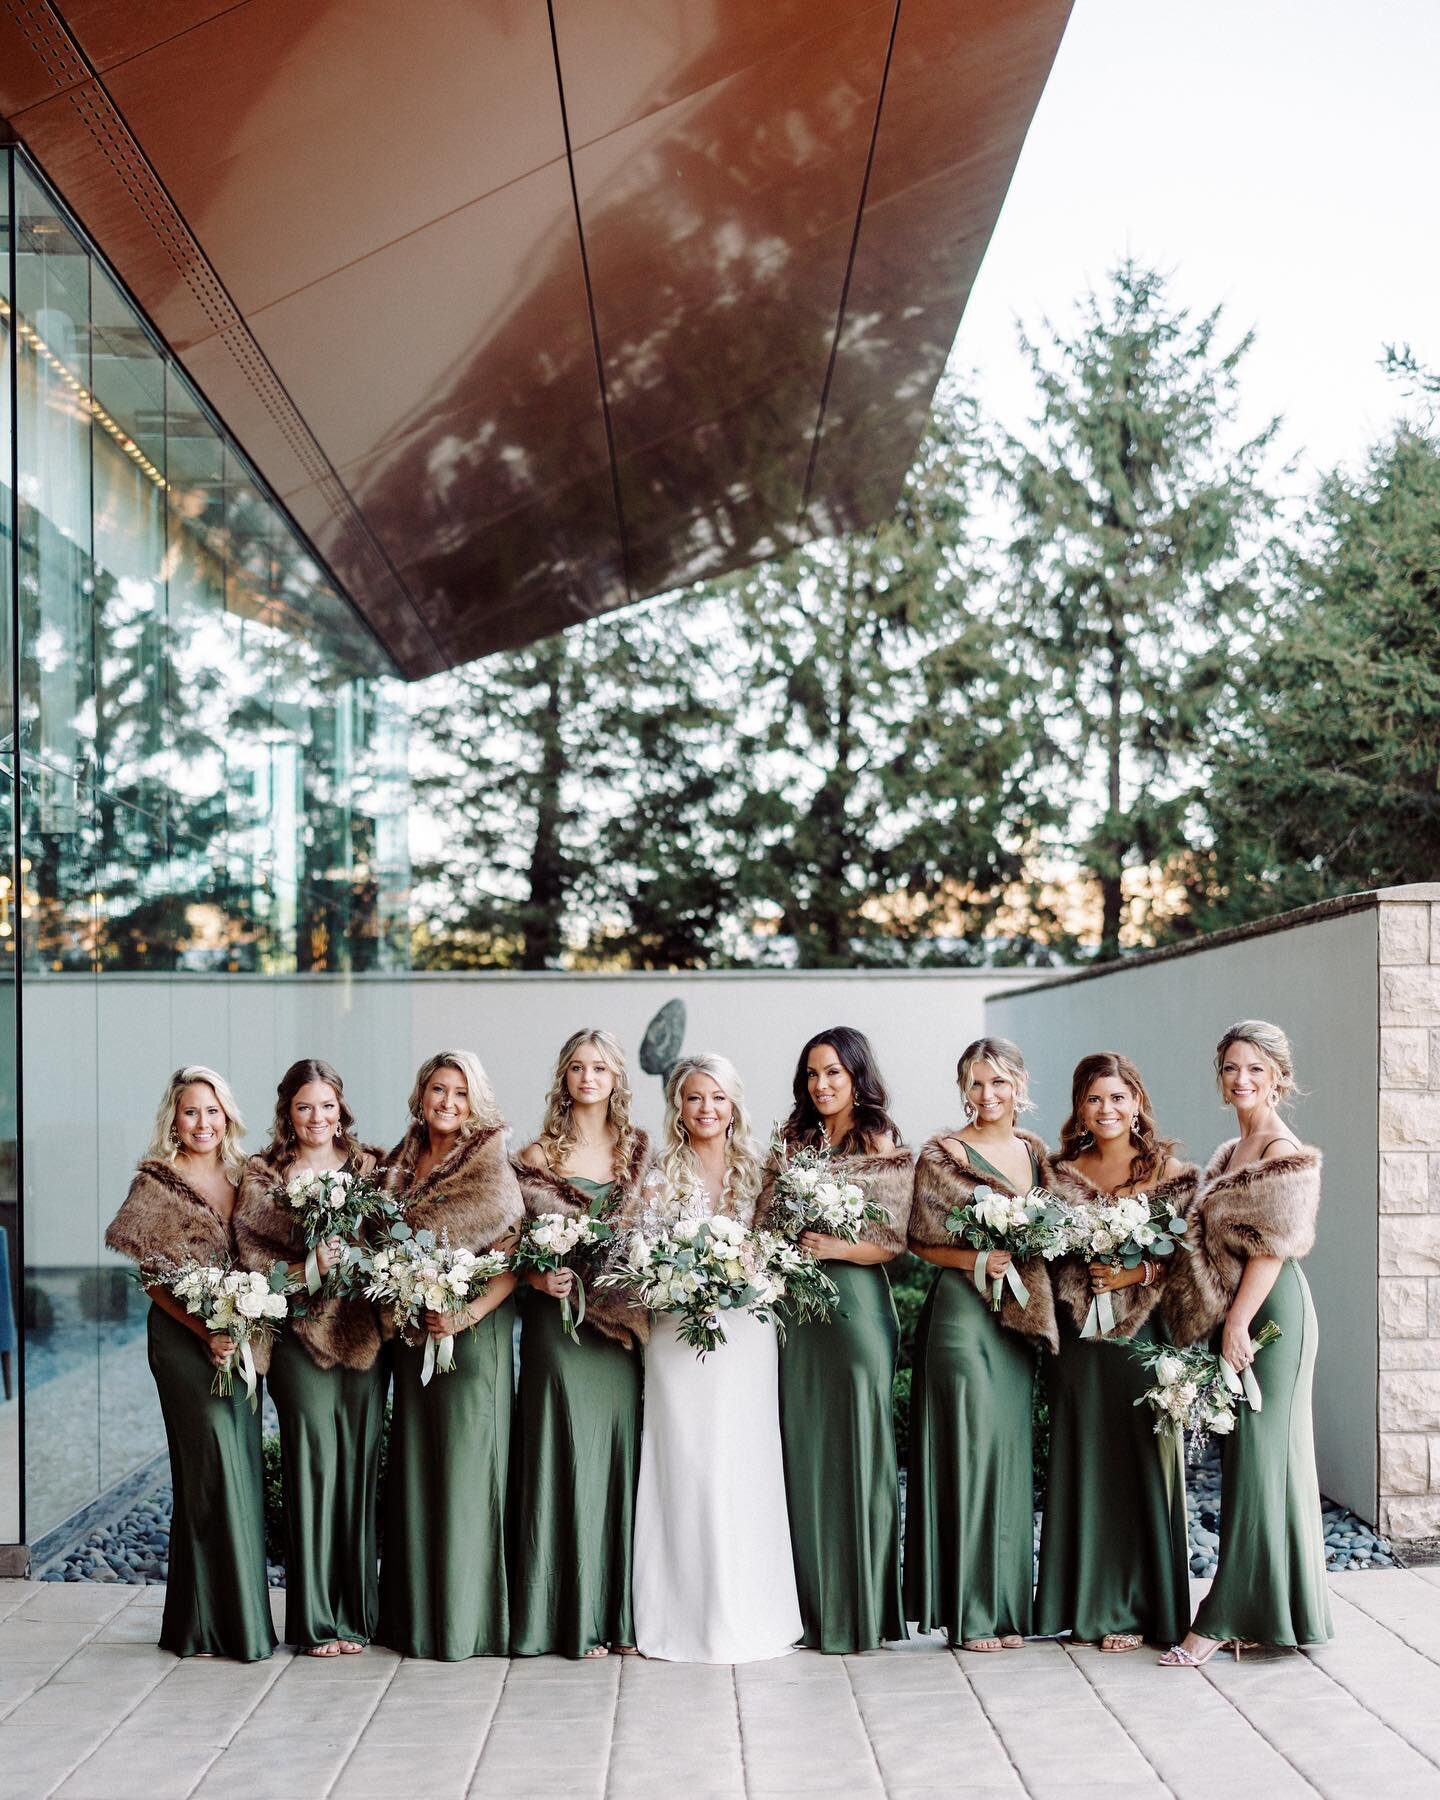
left=279, top=1166, right=402, bottom=1298
left=509, top=1212, right=614, bottom=1343
left=364, top=1227, right=509, bottom=1383
left=945, top=1183, right=1070, bottom=1312
left=766, top=1140, right=888, bottom=1243
left=1131, top=1322, right=1282, bottom=1457
left=137, top=1257, right=295, bottom=1409
left=1056, top=1190, right=1188, bottom=1338
left=600, top=1204, right=787, bottom=1356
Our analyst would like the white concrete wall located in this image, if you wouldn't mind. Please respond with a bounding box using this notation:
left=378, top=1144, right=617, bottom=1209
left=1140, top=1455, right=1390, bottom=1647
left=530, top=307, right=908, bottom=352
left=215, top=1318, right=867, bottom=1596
left=26, top=968, right=1044, bottom=1269
left=988, top=901, right=1380, bottom=1523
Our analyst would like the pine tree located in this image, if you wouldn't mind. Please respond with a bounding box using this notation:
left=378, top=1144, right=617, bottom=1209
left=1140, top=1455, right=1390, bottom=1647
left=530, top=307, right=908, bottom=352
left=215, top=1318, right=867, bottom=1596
left=998, top=262, right=1276, bottom=959
left=718, top=383, right=1052, bottom=967
left=1194, top=423, right=1440, bottom=922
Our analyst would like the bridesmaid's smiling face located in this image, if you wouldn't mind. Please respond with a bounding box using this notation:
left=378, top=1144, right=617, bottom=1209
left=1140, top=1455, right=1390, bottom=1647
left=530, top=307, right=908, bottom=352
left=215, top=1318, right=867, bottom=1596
left=806, top=1044, right=853, bottom=1124
left=965, top=1059, right=1014, bottom=1127
left=1218, top=1042, right=1277, bottom=1110
left=290, top=1080, right=341, bottom=1149
left=680, top=1074, right=732, bottom=1144
left=566, top=1045, right=615, bottom=1108
left=1079, top=1075, right=1138, bottom=1143
left=423, top=1067, right=470, bottom=1139
left=174, top=1083, right=226, bottom=1158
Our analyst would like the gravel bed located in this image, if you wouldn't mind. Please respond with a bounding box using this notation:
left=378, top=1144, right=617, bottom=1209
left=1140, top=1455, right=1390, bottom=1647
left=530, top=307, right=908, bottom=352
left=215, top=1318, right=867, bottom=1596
left=44, top=1440, right=1396, bottom=1586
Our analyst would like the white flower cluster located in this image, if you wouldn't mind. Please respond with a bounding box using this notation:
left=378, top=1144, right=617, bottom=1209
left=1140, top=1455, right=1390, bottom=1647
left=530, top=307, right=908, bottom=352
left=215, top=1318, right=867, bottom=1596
left=365, top=1232, right=509, bottom=1338
left=172, top=1263, right=289, bottom=1324
left=606, top=1210, right=780, bottom=1352
left=519, top=1212, right=606, bottom=1259
left=1135, top=1344, right=1239, bottom=1450
left=285, top=1166, right=353, bottom=1211
left=770, top=1142, right=881, bottom=1243
left=1057, top=1189, right=1185, bottom=1265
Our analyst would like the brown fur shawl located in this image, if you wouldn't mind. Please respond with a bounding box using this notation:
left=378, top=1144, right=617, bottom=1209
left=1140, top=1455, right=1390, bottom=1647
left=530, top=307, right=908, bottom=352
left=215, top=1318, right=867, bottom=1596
left=105, top=1160, right=268, bottom=1369
left=1050, top=1158, right=1200, bottom=1342
left=1162, top=1140, right=1322, bottom=1348
left=384, top=1123, right=524, bottom=1250
left=512, top=1131, right=653, bottom=1347
left=756, top=1146, right=915, bottom=1257
left=233, top=1144, right=387, bottom=1372
left=908, top=1130, right=1058, bottom=1352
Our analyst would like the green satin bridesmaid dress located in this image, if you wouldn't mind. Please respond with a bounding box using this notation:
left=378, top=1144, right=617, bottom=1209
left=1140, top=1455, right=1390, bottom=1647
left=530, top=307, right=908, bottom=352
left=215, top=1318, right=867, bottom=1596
left=1192, top=1259, right=1334, bottom=1645
left=778, top=1260, right=906, bottom=1652
left=509, top=1177, right=642, bottom=1658
left=267, top=1331, right=387, bottom=1648
left=376, top=1296, right=515, bottom=1659
left=904, top=1145, right=1039, bottom=1643
left=148, top=1304, right=276, bottom=1661
left=1034, top=1307, right=1191, bottom=1645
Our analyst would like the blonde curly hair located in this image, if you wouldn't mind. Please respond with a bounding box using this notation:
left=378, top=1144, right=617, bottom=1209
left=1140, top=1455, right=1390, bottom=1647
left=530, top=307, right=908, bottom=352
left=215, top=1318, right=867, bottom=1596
left=1214, top=1020, right=1299, bottom=1107
left=659, top=1053, right=762, bottom=1218
left=407, top=1049, right=504, bottom=1139
left=146, top=1065, right=247, bottom=1180
left=537, top=1028, right=638, bottom=1180
left=956, top=1036, right=1036, bottom=1121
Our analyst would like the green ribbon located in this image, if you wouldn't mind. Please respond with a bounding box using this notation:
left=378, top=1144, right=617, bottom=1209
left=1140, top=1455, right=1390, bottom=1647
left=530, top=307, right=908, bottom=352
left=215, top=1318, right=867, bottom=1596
left=421, top=1330, right=458, bottom=1385
left=972, top=1251, right=1030, bottom=1314
left=1081, top=1289, right=1117, bottom=1339
left=1221, top=1351, right=1263, bottom=1411
left=304, top=1246, right=322, bottom=1296
left=560, top=1273, right=588, bottom=1344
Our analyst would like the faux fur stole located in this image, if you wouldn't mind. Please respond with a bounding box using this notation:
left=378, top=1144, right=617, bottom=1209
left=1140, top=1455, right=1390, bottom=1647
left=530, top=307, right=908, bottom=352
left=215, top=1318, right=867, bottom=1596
left=756, top=1146, right=915, bottom=1256
left=513, top=1132, right=653, bottom=1348
left=909, top=1132, right=1058, bottom=1352
left=1050, top=1159, right=1200, bottom=1342
left=233, top=1144, right=387, bottom=1372
left=106, top=1159, right=237, bottom=1271
left=384, top=1123, right=524, bottom=1252
left=1163, top=1139, right=1322, bottom=1348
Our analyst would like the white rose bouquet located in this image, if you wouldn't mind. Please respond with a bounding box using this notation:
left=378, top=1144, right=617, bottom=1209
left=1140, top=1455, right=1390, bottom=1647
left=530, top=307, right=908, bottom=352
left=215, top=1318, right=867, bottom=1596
left=945, top=1184, right=1071, bottom=1312
left=599, top=1204, right=794, bottom=1356
left=509, top=1212, right=615, bottom=1343
left=1130, top=1322, right=1282, bottom=1456
left=751, top=1230, right=839, bottom=1333
left=363, top=1226, right=510, bottom=1383
left=280, top=1166, right=402, bottom=1299
left=1057, top=1190, right=1189, bottom=1338
left=767, top=1140, right=888, bottom=1243
left=137, top=1257, right=295, bottom=1408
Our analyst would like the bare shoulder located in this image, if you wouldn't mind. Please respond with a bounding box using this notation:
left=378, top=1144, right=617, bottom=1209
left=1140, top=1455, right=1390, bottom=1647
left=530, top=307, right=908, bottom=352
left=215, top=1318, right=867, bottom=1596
left=516, top=1141, right=549, bottom=1171
left=1158, top=1156, right=1190, bottom=1184
left=938, top=1134, right=972, bottom=1167
left=1259, top=1134, right=1302, bottom=1162
left=870, top=1131, right=899, bottom=1157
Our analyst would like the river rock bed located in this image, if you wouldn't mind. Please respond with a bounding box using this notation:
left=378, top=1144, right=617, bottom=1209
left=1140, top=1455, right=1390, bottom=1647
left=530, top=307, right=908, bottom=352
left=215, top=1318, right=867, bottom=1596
left=42, top=1443, right=1397, bottom=1586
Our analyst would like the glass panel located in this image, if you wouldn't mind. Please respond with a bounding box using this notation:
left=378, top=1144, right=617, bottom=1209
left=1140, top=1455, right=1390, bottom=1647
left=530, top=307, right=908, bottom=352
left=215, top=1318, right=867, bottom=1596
left=10, top=151, right=410, bottom=1542
left=0, top=150, right=21, bottom=1543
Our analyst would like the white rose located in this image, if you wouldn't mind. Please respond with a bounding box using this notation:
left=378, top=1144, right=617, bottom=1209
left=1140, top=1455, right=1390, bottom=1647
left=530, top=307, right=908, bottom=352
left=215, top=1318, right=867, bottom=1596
left=1154, top=1354, right=1186, bottom=1387
left=288, top=1169, right=317, bottom=1195
left=262, top=1293, right=287, bottom=1319
left=1133, top=1223, right=1156, bottom=1247
left=1207, top=1409, right=1237, bottom=1435
left=331, top=1171, right=352, bottom=1188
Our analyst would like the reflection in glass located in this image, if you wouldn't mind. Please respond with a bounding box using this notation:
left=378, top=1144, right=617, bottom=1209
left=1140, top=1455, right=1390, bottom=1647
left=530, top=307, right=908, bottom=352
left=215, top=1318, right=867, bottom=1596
left=0, top=151, right=21, bottom=1542
left=8, top=150, right=410, bottom=1542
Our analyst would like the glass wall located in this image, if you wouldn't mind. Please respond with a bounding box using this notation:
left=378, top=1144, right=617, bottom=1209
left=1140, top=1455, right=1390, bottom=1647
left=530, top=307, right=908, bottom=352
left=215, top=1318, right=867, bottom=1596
left=4, top=150, right=409, bottom=1543
left=0, top=154, right=20, bottom=1545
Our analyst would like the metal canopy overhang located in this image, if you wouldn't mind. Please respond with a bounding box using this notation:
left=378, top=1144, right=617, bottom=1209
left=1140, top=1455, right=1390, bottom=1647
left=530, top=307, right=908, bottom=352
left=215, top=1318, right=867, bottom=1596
left=0, top=0, right=1073, bottom=678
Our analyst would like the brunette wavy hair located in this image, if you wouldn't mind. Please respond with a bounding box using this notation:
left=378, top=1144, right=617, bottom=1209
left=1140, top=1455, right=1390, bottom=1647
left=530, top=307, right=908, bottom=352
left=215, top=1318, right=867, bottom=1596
left=781, top=1026, right=902, bottom=1155
left=537, top=1028, right=639, bottom=1180
left=265, top=1057, right=363, bottom=1165
left=1057, top=1051, right=1175, bottom=1189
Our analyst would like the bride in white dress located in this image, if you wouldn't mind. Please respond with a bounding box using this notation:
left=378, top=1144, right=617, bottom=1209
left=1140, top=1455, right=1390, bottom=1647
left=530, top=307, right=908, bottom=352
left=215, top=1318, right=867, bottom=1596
left=630, top=1053, right=802, bottom=1663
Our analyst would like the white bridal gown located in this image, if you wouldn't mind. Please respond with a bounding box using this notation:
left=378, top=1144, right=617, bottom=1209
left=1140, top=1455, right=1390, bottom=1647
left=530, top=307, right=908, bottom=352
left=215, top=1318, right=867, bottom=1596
left=633, top=1249, right=802, bottom=1662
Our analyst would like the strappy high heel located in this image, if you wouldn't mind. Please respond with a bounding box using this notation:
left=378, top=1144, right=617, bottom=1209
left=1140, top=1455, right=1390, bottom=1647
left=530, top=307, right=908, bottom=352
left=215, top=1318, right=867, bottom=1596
left=1159, top=1638, right=1241, bottom=1666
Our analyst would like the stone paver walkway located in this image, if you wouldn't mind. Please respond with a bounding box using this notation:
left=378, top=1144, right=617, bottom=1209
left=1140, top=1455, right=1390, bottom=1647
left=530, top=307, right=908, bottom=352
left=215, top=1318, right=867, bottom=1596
left=2, top=1572, right=1439, bottom=1799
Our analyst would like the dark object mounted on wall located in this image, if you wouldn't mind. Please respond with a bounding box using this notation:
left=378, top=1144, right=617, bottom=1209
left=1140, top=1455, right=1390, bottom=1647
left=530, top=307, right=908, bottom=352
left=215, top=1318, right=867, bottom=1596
left=639, top=1000, right=686, bottom=1083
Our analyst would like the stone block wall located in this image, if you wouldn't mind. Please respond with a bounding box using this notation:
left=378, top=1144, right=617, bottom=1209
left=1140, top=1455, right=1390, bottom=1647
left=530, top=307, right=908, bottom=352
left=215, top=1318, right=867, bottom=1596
left=1377, top=888, right=1440, bottom=1546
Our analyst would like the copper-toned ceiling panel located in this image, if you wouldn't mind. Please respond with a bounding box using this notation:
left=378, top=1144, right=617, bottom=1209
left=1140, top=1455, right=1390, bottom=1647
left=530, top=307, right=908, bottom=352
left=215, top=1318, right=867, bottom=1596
left=802, top=0, right=1073, bottom=533
left=551, top=0, right=886, bottom=149
left=100, top=0, right=567, bottom=320
left=1, top=0, right=1073, bottom=675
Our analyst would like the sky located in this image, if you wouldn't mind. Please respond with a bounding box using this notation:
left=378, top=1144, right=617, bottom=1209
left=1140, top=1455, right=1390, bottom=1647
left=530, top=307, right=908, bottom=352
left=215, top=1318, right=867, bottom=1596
left=953, top=0, right=1440, bottom=496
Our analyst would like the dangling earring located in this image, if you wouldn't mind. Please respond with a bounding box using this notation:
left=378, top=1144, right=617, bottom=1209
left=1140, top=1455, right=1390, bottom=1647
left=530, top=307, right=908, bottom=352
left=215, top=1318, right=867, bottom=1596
left=725, top=1120, right=734, bottom=1139
left=1131, top=1119, right=1142, bottom=1140
left=1079, top=1128, right=1094, bottom=1147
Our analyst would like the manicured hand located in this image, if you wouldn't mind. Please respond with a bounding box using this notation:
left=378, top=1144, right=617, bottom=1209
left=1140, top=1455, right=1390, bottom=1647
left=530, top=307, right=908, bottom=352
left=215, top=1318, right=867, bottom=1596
left=1221, top=1314, right=1255, bottom=1371
left=1089, top=1262, right=1141, bottom=1294
left=532, top=1268, right=575, bottom=1299
left=315, top=1237, right=345, bottom=1277
left=207, top=1333, right=236, bottom=1368
left=799, top=1231, right=847, bottom=1259
left=981, top=1249, right=1014, bottom=1277
left=423, top=1309, right=460, bottom=1338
